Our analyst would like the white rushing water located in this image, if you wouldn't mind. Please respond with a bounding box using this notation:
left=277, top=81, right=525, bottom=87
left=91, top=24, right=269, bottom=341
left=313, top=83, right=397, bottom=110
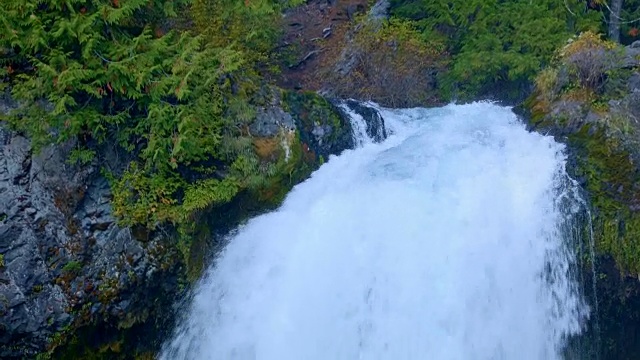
left=161, top=102, right=590, bottom=360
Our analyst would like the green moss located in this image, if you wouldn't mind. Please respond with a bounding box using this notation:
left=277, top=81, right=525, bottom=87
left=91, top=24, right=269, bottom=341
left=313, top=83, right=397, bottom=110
left=528, top=58, right=640, bottom=275
left=44, top=327, right=132, bottom=360
left=36, top=280, right=176, bottom=359
left=62, top=261, right=82, bottom=276
left=283, top=90, right=351, bottom=151
left=185, top=223, right=212, bottom=283
left=567, top=124, right=640, bottom=274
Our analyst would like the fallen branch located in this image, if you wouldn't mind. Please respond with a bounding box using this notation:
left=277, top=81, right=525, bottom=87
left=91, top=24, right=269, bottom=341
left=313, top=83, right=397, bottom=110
left=288, top=50, right=321, bottom=69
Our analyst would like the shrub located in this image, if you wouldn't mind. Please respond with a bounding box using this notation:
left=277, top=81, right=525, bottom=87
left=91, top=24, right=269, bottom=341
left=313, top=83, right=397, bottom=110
left=326, top=17, right=448, bottom=107
left=62, top=261, right=82, bottom=276
left=560, top=31, right=618, bottom=91
left=535, top=68, right=559, bottom=103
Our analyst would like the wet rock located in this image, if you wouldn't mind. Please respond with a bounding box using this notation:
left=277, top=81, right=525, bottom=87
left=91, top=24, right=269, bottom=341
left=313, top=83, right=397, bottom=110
left=341, top=100, right=387, bottom=142
left=284, top=91, right=354, bottom=158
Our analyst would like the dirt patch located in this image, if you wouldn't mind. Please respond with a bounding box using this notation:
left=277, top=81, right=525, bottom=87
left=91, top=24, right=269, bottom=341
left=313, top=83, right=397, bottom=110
left=275, top=0, right=369, bottom=91
left=274, top=0, right=447, bottom=108
left=253, top=137, right=281, bottom=160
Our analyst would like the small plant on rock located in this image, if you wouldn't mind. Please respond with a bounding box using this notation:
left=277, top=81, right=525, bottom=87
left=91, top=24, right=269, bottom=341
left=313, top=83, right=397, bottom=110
left=560, top=31, right=618, bottom=91
left=62, top=261, right=82, bottom=277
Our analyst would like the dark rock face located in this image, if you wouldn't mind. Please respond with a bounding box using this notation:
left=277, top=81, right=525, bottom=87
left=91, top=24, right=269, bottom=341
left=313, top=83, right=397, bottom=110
left=0, top=128, right=83, bottom=355
left=591, top=256, right=640, bottom=360
left=0, top=124, right=182, bottom=358
left=341, top=100, right=387, bottom=142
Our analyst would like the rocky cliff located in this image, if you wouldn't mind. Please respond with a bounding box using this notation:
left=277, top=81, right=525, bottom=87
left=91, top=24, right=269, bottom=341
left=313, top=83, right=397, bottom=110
left=0, top=118, right=183, bottom=358
left=0, top=89, right=365, bottom=358
left=7, top=0, right=636, bottom=357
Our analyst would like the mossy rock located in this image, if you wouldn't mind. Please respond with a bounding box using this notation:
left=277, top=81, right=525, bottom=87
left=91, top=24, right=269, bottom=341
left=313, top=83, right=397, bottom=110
left=525, top=76, right=640, bottom=275
left=568, top=125, right=640, bottom=275
left=526, top=42, right=640, bottom=358
left=180, top=90, right=355, bottom=280
left=282, top=90, right=354, bottom=157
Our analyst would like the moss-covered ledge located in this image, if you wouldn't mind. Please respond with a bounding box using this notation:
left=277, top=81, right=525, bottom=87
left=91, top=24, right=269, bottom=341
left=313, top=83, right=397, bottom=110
left=521, top=32, right=640, bottom=359
left=523, top=32, right=640, bottom=275
left=183, top=90, right=355, bottom=284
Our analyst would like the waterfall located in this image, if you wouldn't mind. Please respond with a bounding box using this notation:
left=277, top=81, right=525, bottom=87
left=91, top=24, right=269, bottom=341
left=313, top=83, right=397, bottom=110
left=339, top=104, right=373, bottom=147
left=161, top=102, right=591, bottom=360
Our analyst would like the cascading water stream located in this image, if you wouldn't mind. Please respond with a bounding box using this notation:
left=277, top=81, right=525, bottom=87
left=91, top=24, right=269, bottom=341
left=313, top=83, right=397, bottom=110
left=161, top=102, right=592, bottom=360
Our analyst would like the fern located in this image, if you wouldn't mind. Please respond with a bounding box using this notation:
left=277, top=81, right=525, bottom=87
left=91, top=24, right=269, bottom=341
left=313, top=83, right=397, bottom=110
left=1, top=0, right=314, bottom=231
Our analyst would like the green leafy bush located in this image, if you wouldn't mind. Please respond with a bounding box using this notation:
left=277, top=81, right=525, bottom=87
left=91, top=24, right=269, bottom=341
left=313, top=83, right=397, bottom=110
left=530, top=31, right=620, bottom=114
left=389, top=0, right=603, bottom=99
left=62, top=260, right=83, bottom=276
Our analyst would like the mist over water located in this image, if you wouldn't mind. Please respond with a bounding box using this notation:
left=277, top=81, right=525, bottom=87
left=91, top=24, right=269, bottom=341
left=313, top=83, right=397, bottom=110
left=161, top=103, right=590, bottom=360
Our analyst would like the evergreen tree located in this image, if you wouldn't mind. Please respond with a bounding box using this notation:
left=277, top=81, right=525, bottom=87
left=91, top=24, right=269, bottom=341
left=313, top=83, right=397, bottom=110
left=389, top=0, right=604, bottom=98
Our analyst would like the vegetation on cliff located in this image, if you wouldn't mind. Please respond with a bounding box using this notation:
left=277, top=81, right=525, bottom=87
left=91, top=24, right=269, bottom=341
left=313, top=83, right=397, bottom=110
left=325, top=17, right=448, bottom=107
left=0, top=0, right=337, bottom=240
left=2, top=0, right=640, bottom=358
left=386, top=0, right=640, bottom=100
left=0, top=1, right=356, bottom=358
left=527, top=32, right=640, bottom=274
left=525, top=29, right=640, bottom=360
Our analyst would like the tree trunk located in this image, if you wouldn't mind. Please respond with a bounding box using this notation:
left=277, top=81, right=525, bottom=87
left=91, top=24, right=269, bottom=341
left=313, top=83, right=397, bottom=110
left=609, top=0, right=623, bottom=43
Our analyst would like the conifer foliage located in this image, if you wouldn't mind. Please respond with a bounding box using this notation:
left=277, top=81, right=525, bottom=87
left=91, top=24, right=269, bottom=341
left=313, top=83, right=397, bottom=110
left=0, top=0, right=282, bottom=228
left=390, top=0, right=604, bottom=98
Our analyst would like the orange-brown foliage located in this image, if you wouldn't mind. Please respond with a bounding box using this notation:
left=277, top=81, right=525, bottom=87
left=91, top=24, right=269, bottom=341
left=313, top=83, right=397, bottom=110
left=322, top=18, right=449, bottom=107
